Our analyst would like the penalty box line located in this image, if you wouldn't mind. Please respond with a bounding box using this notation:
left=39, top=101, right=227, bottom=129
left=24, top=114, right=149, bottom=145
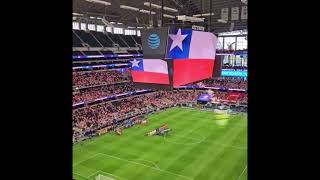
left=73, top=172, right=94, bottom=180
left=88, top=170, right=128, bottom=180
left=97, top=153, right=194, bottom=180
left=74, top=160, right=128, bottom=180
left=73, top=153, right=100, bottom=167
left=236, top=165, right=247, bottom=180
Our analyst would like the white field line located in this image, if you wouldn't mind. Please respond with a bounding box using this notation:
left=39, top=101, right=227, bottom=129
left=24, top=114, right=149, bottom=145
left=86, top=170, right=101, bottom=178
left=96, top=175, right=115, bottom=180
left=73, top=153, right=100, bottom=167
left=73, top=139, right=98, bottom=151
left=128, top=159, right=160, bottom=169
left=98, top=171, right=128, bottom=180
left=75, top=160, right=128, bottom=180
left=165, top=134, right=247, bottom=150
left=111, top=151, right=161, bottom=169
left=208, top=141, right=247, bottom=150
left=73, top=172, right=93, bottom=180
left=236, top=165, right=247, bottom=180
left=88, top=170, right=128, bottom=180
left=165, top=127, right=206, bottom=145
left=168, top=135, right=247, bottom=149
left=97, top=153, right=194, bottom=180
left=113, top=151, right=139, bottom=158
left=111, top=150, right=161, bottom=169
left=164, top=134, right=206, bottom=145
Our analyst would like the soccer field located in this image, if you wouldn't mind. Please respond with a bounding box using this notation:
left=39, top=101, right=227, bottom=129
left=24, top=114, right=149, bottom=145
left=73, top=107, right=247, bottom=180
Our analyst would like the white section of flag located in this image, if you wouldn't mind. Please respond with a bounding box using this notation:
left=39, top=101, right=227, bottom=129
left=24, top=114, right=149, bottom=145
left=143, top=59, right=168, bottom=74
left=189, top=31, right=217, bottom=59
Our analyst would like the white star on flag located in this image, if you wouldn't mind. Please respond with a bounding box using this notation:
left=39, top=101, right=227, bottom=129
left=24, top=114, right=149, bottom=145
left=130, top=59, right=140, bottom=68
left=169, top=28, right=188, bottom=51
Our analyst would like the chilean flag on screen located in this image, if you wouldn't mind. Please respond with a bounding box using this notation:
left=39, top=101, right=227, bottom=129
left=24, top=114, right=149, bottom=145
left=167, top=29, right=217, bottom=87
left=130, top=58, right=169, bottom=85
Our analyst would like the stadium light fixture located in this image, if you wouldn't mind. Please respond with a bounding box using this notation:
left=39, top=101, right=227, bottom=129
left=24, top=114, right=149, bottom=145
left=177, top=15, right=205, bottom=22
left=89, top=16, right=95, bottom=19
left=139, top=9, right=156, bottom=15
left=144, top=2, right=161, bottom=8
left=193, top=13, right=214, bottom=17
left=85, top=0, right=111, bottom=6
left=241, top=0, right=248, bottom=5
left=143, top=2, right=178, bottom=12
left=120, top=4, right=156, bottom=15
left=163, top=14, right=176, bottom=19
left=117, top=22, right=123, bottom=25
left=163, top=7, right=178, bottom=13
left=72, top=12, right=83, bottom=16
left=218, top=19, right=228, bottom=23
left=120, top=5, right=140, bottom=11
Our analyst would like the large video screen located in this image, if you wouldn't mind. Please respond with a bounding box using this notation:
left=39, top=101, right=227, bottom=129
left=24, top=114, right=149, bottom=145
left=130, top=58, right=170, bottom=85
left=132, top=27, right=218, bottom=89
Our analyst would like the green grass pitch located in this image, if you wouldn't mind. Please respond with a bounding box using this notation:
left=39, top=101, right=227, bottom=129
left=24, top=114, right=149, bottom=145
left=73, top=107, right=247, bottom=180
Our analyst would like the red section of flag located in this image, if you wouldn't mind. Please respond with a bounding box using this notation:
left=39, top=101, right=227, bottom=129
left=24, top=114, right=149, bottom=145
left=173, top=59, right=214, bottom=87
left=132, top=71, right=170, bottom=85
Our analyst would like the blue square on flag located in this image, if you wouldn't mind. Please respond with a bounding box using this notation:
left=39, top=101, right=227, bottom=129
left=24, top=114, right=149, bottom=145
left=130, top=58, right=170, bottom=85
left=167, top=29, right=193, bottom=59
left=130, top=58, right=144, bottom=71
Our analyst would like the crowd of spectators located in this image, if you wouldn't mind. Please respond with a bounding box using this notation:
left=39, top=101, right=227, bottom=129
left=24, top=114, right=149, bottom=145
left=189, top=77, right=247, bottom=89
left=72, top=76, right=247, bottom=105
left=204, top=78, right=247, bottom=89
left=73, top=70, right=130, bottom=88
left=222, top=65, right=247, bottom=70
left=72, top=89, right=247, bottom=133
left=208, top=90, right=247, bottom=103
left=73, top=83, right=140, bottom=104
left=238, top=94, right=247, bottom=104
left=72, top=90, right=201, bottom=132
left=72, top=89, right=247, bottom=140
left=72, top=69, right=248, bottom=137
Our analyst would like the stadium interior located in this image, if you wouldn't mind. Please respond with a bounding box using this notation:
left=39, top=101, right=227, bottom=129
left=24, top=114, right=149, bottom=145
left=73, top=0, right=247, bottom=180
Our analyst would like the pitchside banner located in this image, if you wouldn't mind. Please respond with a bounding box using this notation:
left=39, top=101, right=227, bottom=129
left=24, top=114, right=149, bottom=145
left=131, top=27, right=217, bottom=89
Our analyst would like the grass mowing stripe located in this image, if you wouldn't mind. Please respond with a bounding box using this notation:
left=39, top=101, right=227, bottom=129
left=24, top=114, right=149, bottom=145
left=192, top=119, right=246, bottom=180
left=73, top=107, right=247, bottom=180
left=73, top=172, right=93, bottom=180
left=97, top=153, right=194, bottom=180
left=151, top=110, right=217, bottom=179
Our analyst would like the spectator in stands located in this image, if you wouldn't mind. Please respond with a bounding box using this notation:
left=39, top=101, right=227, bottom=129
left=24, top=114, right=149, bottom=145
left=73, top=83, right=141, bottom=104
left=73, top=90, right=201, bottom=134
left=187, top=77, right=247, bottom=90
left=73, top=70, right=129, bottom=88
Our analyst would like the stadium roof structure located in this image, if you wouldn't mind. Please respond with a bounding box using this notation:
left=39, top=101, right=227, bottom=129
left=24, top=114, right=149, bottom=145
left=73, top=0, right=247, bottom=33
